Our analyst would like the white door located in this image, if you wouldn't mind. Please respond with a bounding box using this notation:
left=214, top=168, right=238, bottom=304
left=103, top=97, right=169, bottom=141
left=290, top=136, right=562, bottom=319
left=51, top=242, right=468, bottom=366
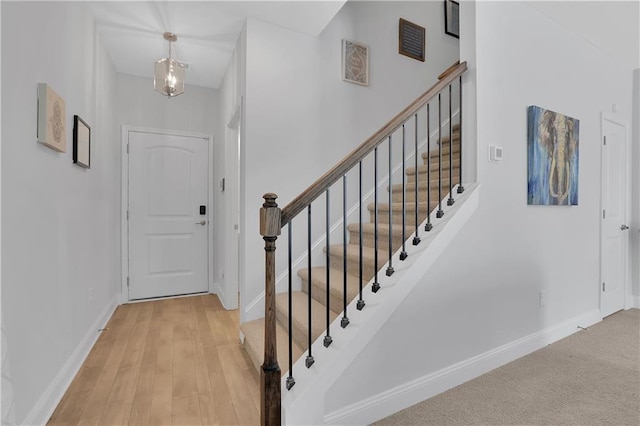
left=600, top=116, right=628, bottom=317
left=128, top=130, right=209, bottom=300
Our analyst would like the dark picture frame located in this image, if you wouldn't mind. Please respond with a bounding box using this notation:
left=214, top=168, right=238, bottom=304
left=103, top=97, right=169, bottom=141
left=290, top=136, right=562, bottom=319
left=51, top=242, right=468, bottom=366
left=398, top=18, right=425, bottom=62
left=73, top=115, right=91, bottom=168
left=445, top=0, right=460, bottom=39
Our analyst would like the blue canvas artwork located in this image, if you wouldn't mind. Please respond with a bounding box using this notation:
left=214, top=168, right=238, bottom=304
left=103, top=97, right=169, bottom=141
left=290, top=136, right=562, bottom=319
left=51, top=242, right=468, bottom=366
left=527, top=106, right=579, bottom=206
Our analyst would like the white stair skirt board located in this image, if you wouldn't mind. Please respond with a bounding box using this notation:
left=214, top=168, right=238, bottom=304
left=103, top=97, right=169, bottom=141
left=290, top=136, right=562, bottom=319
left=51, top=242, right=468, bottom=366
left=22, top=296, right=118, bottom=426
left=282, top=184, right=480, bottom=425
left=323, top=308, right=602, bottom=425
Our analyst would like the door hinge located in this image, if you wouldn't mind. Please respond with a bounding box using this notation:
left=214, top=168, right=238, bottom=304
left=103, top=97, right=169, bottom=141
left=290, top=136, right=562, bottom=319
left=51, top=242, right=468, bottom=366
left=603, top=209, right=606, bottom=219
left=127, top=277, right=130, bottom=288
left=127, top=210, right=129, bottom=220
left=127, top=143, right=130, bottom=154
left=602, top=282, right=605, bottom=292
left=603, top=136, right=607, bottom=146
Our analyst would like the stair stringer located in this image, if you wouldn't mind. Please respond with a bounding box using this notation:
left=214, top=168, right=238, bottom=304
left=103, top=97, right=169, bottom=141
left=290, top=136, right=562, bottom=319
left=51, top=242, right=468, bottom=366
left=282, top=183, right=480, bottom=425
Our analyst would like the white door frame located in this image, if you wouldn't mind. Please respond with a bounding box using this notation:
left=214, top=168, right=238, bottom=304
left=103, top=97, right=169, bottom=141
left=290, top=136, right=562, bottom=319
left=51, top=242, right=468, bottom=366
left=221, top=102, right=242, bottom=311
left=120, top=125, right=215, bottom=304
left=599, top=113, right=631, bottom=315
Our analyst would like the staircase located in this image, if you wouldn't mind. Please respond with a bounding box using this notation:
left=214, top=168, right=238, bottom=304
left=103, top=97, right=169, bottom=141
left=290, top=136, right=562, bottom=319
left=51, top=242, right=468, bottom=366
left=241, top=128, right=461, bottom=374
left=249, top=61, right=468, bottom=425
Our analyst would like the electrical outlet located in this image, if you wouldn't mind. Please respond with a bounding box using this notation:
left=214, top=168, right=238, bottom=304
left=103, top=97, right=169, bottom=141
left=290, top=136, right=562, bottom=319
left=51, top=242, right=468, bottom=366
left=88, top=287, right=94, bottom=302
left=539, top=290, right=546, bottom=307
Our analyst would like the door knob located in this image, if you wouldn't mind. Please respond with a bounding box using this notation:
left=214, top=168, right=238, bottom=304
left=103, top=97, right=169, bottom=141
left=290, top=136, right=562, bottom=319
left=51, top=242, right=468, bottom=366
left=620, top=224, right=629, bottom=230
left=196, top=220, right=207, bottom=226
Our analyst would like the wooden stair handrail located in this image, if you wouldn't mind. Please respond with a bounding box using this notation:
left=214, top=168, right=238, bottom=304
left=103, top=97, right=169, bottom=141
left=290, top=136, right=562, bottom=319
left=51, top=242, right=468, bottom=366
left=280, top=61, right=467, bottom=225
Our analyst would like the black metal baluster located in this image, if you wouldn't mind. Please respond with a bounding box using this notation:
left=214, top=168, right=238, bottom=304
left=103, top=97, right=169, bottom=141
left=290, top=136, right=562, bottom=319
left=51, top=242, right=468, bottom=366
left=447, top=84, right=455, bottom=206
left=357, top=161, right=365, bottom=310
left=341, top=175, right=350, bottom=328
left=458, top=76, right=465, bottom=194
left=286, top=222, right=295, bottom=390
left=425, top=104, right=433, bottom=232
left=324, top=190, right=332, bottom=347
left=413, top=114, right=421, bottom=245
left=306, top=205, right=314, bottom=368
left=400, top=125, right=408, bottom=260
left=436, top=93, right=444, bottom=219
left=386, top=136, right=394, bottom=276
left=372, top=148, right=381, bottom=293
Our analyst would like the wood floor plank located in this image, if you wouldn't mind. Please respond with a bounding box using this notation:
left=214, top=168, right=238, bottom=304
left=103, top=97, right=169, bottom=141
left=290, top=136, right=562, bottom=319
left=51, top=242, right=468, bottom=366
left=49, top=295, right=258, bottom=426
left=128, top=304, right=162, bottom=425
left=75, top=306, right=140, bottom=424
left=218, top=344, right=260, bottom=425
left=201, top=345, right=239, bottom=425
left=172, top=395, right=201, bottom=426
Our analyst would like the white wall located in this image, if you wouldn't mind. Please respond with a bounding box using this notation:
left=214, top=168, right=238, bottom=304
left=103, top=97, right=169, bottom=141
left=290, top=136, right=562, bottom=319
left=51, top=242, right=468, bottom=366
left=325, top=0, right=635, bottom=417
left=116, top=73, right=220, bottom=136
left=1, top=2, right=119, bottom=424
left=241, top=1, right=460, bottom=321
left=633, top=68, right=640, bottom=306
left=217, top=27, right=247, bottom=310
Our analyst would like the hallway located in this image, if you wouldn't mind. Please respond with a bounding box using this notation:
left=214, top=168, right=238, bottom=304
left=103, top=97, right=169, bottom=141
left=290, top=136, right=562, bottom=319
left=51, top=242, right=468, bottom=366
left=48, top=295, right=259, bottom=425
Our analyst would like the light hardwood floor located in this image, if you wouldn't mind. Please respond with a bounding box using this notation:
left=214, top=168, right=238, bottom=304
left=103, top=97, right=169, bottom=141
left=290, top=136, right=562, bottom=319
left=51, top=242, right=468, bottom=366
left=48, top=294, right=260, bottom=426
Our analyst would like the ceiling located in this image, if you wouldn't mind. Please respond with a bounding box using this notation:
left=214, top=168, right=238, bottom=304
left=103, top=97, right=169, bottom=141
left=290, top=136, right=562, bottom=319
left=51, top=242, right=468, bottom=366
left=87, top=1, right=347, bottom=90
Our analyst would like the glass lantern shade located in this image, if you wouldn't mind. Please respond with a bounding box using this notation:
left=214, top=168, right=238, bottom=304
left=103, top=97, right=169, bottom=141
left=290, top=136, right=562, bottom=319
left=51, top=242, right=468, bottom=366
left=154, top=58, right=185, bottom=97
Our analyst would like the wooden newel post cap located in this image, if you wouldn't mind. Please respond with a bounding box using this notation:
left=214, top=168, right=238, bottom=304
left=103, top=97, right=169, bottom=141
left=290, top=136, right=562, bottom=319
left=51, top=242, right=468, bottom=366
left=260, top=193, right=281, bottom=238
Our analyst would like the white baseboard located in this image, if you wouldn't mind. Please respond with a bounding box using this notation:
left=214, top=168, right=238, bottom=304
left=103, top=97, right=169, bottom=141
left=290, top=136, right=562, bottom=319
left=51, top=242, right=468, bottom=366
left=324, top=309, right=602, bottom=425
left=22, top=296, right=118, bottom=426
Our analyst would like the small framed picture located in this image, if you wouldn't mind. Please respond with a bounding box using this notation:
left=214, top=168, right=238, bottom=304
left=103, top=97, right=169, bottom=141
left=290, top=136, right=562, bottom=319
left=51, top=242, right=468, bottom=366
left=342, top=39, right=369, bottom=86
left=445, top=0, right=460, bottom=39
left=73, top=115, right=91, bottom=168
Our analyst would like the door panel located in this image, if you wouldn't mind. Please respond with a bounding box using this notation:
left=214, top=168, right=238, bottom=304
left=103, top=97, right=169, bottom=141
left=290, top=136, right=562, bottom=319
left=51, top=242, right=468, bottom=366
left=601, top=117, right=628, bottom=317
left=128, top=131, right=209, bottom=300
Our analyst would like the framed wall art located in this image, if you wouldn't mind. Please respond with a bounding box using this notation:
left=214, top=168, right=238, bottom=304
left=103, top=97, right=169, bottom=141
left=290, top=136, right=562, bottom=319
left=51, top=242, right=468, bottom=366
left=399, top=18, right=425, bottom=62
left=73, top=115, right=91, bottom=168
left=445, top=0, right=460, bottom=39
left=527, top=105, right=580, bottom=206
left=37, top=83, right=67, bottom=152
left=342, top=39, right=369, bottom=86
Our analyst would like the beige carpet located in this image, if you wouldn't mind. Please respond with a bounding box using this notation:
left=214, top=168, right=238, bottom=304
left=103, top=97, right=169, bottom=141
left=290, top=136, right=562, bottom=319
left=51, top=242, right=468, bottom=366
left=375, top=309, right=640, bottom=426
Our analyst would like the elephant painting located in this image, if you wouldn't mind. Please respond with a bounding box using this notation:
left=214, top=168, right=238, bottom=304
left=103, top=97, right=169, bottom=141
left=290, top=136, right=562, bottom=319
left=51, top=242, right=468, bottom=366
left=527, top=105, right=579, bottom=205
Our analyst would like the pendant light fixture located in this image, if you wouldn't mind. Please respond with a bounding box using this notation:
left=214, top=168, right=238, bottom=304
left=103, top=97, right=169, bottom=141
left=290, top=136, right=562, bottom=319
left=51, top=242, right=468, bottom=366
left=154, top=32, right=185, bottom=98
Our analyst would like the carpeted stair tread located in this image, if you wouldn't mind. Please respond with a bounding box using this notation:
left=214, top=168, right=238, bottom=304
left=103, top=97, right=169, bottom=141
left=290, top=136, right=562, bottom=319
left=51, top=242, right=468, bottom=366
left=326, top=243, right=389, bottom=264
left=298, top=267, right=363, bottom=313
left=369, top=200, right=434, bottom=213
left=391, top=178, right=458, bottom=193
left=347, top=222, right=409, bottom=249
left=240, top=318, right=304, bottom=374
left=423, top=143, right=460, bottom=161
left=326, top=243, right=390, bottom=280
left=406, top=161, right=461, bottom=178
left=275, top=291, right=338, bottom=350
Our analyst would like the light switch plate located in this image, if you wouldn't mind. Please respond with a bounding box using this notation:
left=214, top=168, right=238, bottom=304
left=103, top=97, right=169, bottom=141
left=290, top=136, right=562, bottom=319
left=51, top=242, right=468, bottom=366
left=489, top=145, right=503, bottom=162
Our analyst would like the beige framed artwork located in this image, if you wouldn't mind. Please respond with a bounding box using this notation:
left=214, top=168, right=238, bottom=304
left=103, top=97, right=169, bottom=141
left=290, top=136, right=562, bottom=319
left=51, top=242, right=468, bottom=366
left=342, top=39, right=369, bottom=86
left=37, top=83, right=67, bottom=152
